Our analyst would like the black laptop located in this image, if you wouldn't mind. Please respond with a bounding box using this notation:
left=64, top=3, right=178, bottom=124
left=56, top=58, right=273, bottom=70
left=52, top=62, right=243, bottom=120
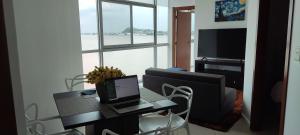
left=105, top=75, right=153, bottom=114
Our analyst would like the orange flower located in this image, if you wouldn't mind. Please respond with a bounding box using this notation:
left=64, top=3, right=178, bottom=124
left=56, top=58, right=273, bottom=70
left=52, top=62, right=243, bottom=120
left=87, top=66, right=125, bottom=84
left=240, top=0, right=246, bottom=5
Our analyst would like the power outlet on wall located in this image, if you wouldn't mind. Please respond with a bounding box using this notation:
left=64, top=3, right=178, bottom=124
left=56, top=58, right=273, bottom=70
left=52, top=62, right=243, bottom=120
left=295, top=46, right=300, bottom=62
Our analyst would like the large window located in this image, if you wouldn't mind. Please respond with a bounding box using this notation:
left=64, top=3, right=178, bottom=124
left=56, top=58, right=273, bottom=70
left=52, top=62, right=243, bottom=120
left=79, top=0, right=99, bottom=51
left=157, top=46, right=168, bottom=68
left=157, top=0, right=168, bottom=44
left=129, top=0, right=154, bottom=4
left=79, top=0, right=169, bottom=87
left=82, top=52, right=99, bottom=88
left=102, top=2, right=131, bottom=46
left=133, top=6, right=154, bottom=44
left=103, top=48, right=154, bottom=80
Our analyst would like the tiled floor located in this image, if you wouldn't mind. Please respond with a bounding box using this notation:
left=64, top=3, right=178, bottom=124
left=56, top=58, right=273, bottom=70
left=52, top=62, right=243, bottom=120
left=173, top=118, right=276, bottom=135
left=76, top=117, right=276, bottom=135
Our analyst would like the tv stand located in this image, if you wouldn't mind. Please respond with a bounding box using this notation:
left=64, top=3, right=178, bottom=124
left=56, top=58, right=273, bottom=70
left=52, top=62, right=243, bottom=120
left=195, top=59, right=244, bottom=90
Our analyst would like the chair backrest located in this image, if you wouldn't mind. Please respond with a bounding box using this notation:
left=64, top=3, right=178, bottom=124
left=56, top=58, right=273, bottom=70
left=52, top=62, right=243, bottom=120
left=26, top=121, right=46, bottom=135
left=25, top=103, right=76, bottom=135
left=101, top=127, right=170, bottom=135
left=25, top=103, right=46, bottom=135
left=25, top=103, right=39, bottom=121
left=102, top=114, right=173, bottom=135
left=102, top=129, right=119, bottom=135
left=162, top=83, right=193, bottom=124
left=65, top=74, right=88, bottom=91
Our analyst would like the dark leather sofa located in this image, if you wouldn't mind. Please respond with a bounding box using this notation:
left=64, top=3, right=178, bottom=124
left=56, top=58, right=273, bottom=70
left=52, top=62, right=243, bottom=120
left=143, top=68, right=236, bottom=123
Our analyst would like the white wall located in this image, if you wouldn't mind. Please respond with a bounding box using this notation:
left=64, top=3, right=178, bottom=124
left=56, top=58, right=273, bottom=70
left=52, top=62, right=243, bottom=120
left=194, top=0, right=247, bottom=63
left=168, top=0, right=258, bottom=125
left=195, top=0, right=247, bottom=30
left=12, top=0, right=83, bottom=133
left=242, top=0, right=260, bottom=123
left=169, top=0, right=260, bottom=125
left=195, top=0, right=260, bottom=124
left=168, top=0, right=247, bottom=67
left=194, top=0, right=253, bottom=121
left=169, top=0, right=195, bottom=7
left=284, top=0, right=300, bottom=134
left=168, top=0, right=195, bottom=67
left=194, top=0, right=247, bottom=67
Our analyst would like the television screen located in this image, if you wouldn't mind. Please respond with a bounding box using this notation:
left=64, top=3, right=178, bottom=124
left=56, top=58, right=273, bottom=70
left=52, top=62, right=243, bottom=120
left=197, top=28, right=247, bottom=59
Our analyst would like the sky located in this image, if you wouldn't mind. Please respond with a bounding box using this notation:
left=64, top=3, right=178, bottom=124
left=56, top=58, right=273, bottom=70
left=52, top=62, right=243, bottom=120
left=78, top=0, right=168, bottom=34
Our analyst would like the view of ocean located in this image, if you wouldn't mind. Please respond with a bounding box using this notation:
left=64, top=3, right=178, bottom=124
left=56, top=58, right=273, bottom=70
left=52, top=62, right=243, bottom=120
left=81, top=34, right=194, bottom=89
left=81, top=34, right=169, bottom=88
left=81, top=35, right=168, bottom=51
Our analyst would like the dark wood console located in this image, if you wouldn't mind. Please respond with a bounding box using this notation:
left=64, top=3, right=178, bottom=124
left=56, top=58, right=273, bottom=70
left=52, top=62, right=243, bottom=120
left=195, top=59, right=244, bottom=90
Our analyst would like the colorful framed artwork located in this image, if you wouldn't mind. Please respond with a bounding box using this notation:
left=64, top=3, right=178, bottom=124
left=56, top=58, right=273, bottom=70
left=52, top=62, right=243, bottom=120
left=215, top=0, right=246, bottom=22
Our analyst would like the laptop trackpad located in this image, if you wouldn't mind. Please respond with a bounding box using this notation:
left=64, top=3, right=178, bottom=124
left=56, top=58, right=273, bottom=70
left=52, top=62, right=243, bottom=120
left=110, top=99, right=153, bottom=114
left=115, top=103, right=153, bottom=114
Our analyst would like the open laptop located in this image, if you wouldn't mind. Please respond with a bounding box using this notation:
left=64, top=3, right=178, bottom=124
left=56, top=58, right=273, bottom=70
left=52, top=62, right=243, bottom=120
left=105, top=75, right=153, bottom=114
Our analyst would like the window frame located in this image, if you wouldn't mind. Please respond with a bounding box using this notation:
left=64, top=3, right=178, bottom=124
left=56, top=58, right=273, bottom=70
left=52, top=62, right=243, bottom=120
left=101, top=1, right=132, bottom=46
left=81, top=0, right=169, bottom=76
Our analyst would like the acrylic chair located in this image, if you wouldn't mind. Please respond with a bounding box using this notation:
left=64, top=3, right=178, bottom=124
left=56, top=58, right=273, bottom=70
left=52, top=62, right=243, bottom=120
left=139, top=83, right=193, bottom=135
left=26, top=120, right=46, bottom=135
left=65, top=74, right=93, bottom=133
left=101, top=128, right=170, bottom=135
left=25, top=103, right=83, bottom=135
left=65, top=74, right=88, bottom=91
left=101, top=114, right=173, bottom=135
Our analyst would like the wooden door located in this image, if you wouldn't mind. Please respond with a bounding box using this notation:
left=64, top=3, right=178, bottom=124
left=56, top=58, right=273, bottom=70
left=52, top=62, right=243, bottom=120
left=174, top=9, right=192, bottom=70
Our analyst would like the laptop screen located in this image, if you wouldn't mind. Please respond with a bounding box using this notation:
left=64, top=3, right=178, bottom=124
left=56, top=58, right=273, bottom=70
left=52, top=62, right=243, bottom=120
left=106, top=75, right=140, bottom=102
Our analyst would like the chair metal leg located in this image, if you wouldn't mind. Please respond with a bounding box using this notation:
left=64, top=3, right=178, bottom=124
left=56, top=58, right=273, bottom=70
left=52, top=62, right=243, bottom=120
left=185, top=125, right=191, bottom=135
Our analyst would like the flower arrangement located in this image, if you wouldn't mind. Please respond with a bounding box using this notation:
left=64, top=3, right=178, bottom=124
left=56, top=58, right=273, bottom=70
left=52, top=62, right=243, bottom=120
left=86, top=66, right=125, bottom=84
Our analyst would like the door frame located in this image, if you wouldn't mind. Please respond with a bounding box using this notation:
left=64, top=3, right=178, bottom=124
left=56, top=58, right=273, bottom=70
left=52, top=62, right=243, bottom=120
left=250, top=0, right=294, bottom=134
left=172, top=6, right=195, bottom=67
left=0, top=0, right=19, bottom=134
left=279, top=0, right=295, bottom=134
left=250, top=0, right=271, bottom=130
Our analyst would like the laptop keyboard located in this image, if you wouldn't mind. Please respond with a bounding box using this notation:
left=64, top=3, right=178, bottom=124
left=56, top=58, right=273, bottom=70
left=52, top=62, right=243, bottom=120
left=140, top=89, right=167, bottom=102
left=113, top=100, right=146, bottom=109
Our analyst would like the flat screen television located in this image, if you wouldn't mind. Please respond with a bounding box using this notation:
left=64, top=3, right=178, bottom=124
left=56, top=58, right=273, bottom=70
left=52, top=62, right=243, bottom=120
left=197, top=28, right=247, bottom=60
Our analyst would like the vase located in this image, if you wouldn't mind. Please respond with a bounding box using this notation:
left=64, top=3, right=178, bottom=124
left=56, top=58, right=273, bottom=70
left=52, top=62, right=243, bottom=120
left=95, top=83, right=108, bottom=104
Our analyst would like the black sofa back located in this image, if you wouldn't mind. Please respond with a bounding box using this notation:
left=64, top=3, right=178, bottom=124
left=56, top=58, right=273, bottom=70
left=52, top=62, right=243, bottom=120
left=143, top=68, right=228, bottom=123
